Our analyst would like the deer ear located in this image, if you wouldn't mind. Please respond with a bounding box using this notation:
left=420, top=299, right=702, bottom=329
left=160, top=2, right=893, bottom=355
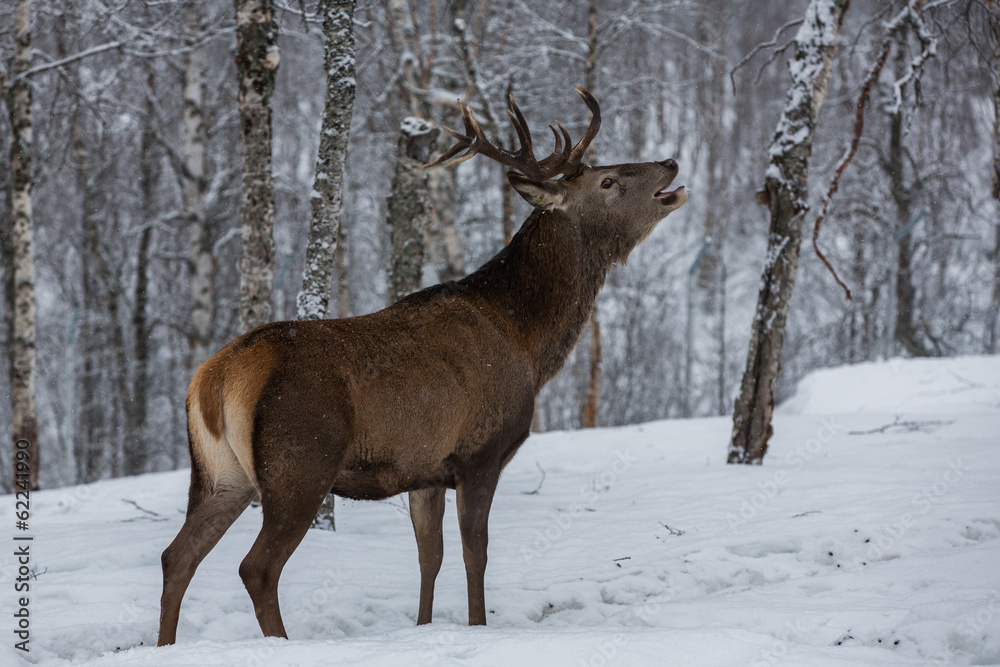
left=507, top=173, right=568, bottom=211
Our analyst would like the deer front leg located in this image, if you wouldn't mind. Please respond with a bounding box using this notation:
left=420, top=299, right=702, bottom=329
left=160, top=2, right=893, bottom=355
left=408, top=487, right=446, bottom=625
left=455, top=474, right=499, bottom=625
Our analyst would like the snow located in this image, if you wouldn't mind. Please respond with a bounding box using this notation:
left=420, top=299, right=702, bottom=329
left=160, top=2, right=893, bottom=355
left=400, top=116, right=435, bottom=137
left=3, top=356, right=999, bottom=666
left=779, top=355, right=1000, bottom=416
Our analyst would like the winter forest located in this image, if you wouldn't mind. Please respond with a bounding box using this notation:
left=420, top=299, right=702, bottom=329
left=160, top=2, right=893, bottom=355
left=1, top=0, right=998, bottom=491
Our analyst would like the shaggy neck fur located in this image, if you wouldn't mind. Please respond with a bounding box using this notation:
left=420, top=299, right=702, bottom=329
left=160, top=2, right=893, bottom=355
left=461, top=208, right=617, bottom=390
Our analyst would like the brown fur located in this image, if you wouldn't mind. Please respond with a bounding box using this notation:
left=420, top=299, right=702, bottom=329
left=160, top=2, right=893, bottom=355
left=157, top=151, right=687, bottom=645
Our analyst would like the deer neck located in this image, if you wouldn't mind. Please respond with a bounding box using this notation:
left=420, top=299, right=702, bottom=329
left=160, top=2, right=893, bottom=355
left=463, top=208, right=611, bottom=390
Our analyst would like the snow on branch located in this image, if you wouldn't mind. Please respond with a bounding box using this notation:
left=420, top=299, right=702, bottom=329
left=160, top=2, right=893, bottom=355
left=762, top=0, right=850, bottom=209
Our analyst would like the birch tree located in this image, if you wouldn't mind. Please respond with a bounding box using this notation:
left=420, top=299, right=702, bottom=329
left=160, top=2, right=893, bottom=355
left=302, top=0, right=357, bottom=532
left=2, top=0, right=40, bottom=489
left=728, top=0, right=851, bottom=465
left=235, top=0, right=279, bottom=332
left=297, top=0, right=356, bottom=321
left=184, top=1, right=215, bottom=369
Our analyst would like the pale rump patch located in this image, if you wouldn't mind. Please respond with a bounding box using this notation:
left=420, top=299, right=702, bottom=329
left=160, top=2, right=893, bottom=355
left=187, top=345, right=276, bottom=494
left=188, top=389, right=255, bottom=494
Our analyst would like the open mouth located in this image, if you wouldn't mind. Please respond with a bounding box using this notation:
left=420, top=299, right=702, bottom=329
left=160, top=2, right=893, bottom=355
left=655, top=184, right=687, bottom=207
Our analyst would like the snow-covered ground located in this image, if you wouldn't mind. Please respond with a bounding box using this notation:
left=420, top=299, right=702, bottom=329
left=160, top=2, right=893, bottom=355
left=3, top=356, right=999, bottom=666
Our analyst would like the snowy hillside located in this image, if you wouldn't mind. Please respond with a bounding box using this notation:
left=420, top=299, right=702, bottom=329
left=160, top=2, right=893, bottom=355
left=3, top=356, right=999, bottom=666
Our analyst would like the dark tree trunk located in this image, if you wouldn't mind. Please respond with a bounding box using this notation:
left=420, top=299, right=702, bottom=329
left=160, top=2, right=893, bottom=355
left=387, top=119, right=439, bottom=304
left=728, top=0, right=851, bottom=465
left=987, top=0, right=1000, bottom=353
left=582, top=0, right=601, bottom=428
left=887, top=27, right=927, bottom=358
left=235, top=0, right=278, bottom=332
left=124, top=62, right=156, bottom=477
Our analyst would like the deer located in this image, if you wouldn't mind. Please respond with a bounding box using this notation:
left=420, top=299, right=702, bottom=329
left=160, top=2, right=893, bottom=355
left=157, top=86, right=687, bottom=645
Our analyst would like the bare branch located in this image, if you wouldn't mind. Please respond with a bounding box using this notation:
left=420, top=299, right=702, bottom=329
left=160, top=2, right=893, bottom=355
left=729, top=18, right=803, bottom=93
left=15, top=41, right=124, bottom=82
left=811, top=41, right=892, bottom=302
left=811, top=0, right=950, bottom=301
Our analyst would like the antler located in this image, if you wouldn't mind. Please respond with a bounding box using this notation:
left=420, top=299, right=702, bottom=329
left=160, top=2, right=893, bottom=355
left=425, top=85, right=602, bottom=181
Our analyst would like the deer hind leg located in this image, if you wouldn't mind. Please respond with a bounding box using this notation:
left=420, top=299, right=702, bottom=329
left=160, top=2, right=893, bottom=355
left=239, top=463, right=334, bottom=638
left=158, top=466, right=256, bottom=646
left=456, top=474, right=499, bottom=626
left=409, top=487, right=446, bottom=624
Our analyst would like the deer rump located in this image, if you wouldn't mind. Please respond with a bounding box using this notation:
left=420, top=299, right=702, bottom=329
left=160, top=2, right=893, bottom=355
left=157, top=86, right=687, bottom=645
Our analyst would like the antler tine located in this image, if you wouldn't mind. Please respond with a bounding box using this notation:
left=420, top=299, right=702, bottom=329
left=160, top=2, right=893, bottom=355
left=423, top=123, right=473, bottom=169
left=563, top=85, right=601, bottom=169
left=546, top=124, right=563, bottom=159
left=506, top=95, right=533, bottom=152
left=424, top=101, right=480, bottom=169
left=537, top=121, right=573, bottom=174
left=426, top=100, right=518, bottom=170
left=426, top=87, right=603, bottom=180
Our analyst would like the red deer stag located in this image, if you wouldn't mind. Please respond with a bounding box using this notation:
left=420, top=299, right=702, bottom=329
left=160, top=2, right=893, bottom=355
left=157, top=86, right=687, bottom=645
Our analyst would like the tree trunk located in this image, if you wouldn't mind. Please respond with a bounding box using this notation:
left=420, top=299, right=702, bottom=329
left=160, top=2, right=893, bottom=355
left=336, top=224, right=350, bottom=318
left=184, top=1, right=215, bottom=371
left=297, top=0, right=356, bottom=321
left=387, top=119, right=439, bottom=304
left=3, top=0, right=40, bottom=490
left=887, top=26, right=926, bottom=357
left=986, top=0, right=1000, bottom=353
left=728, top=0, right=851, bottom=465
left=235, top=0, right=279, bottom=333
left=125, top=62, right=156, bottom=477
left=71, top=121, right=104, bottom=483
left=302, top=0, right=357, bottom=532
left=581, top=0, right=601, bottom=428
left=583, top=305, right=602, bottom=428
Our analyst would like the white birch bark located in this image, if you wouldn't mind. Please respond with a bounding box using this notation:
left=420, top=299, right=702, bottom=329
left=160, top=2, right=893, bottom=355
left=4, top=0, right=40, bottom=489
left=728, top=0, right=851, bottom=465
left=297, top=0, right=356, bottom=321
left=184, top=1, right=214, bottom=369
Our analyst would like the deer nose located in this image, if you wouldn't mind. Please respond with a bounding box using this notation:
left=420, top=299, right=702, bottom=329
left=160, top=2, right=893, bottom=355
left=658, top=159, right=677, bottom=170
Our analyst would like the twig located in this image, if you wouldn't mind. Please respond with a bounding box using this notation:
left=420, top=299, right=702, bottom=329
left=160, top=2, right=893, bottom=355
left=729, top=18, right=803, bottom=93
left=15, top=41, right=125, bottom=82
left=523, top=462, right=547, bottom=495
left=847, top=415, right=954, bottom=435
left=658, top=521, right=685, bottom=537
left=121, top=498, right=161, bottom=517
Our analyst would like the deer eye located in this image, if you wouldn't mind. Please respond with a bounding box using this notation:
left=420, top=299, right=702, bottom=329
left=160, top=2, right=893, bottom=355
left=601, top=178, right=615, bottom=189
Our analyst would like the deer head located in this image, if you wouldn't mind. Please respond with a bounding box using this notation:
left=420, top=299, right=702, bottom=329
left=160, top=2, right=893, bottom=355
left=427, top=85, right=688, bottom=263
